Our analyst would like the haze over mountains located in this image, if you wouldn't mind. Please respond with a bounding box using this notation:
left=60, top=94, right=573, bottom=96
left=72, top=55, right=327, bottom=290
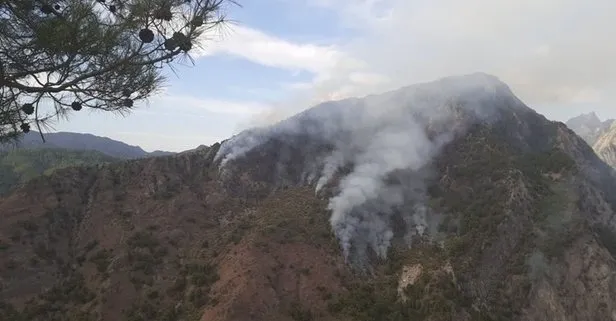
left=0, top=131, right=175, bottom=159
left=566, top=112, right=616, bottom=168
left=0, top=132, right=176, bottom=196
left=565, top=112, right=615, bottom=145
left=3, top=74, right=616, bottom=321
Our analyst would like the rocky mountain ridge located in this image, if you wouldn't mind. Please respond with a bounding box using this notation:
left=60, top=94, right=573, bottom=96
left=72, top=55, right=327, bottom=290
left=566, top=112, right=616, bottom=169
left=565, top=112, right=614, bottom=145
left=592, top=121, right=616, bottom=169
left=2, top=73, right=616, bottom=321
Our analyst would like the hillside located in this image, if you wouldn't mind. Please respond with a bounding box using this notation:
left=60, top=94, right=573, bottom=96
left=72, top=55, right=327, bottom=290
left=0, top=148, right=118, bottom=196
left=2, top=73, right=616, bottom=321
left=0, top=131, right=175, bottom=159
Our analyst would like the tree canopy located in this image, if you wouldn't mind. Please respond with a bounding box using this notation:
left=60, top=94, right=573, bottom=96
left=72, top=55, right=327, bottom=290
left=0, top=0, right=237, bottom=143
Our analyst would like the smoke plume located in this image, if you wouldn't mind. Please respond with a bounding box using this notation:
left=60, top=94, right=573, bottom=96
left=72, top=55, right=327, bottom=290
left=215, top=73, right=517, bottom=263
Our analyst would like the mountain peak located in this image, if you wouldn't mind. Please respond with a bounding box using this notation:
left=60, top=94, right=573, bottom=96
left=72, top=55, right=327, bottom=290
left=567, top=111, right=601, bottom=126
left=566, top=112, right=615, bottom=146
left=216, top=73, right=542, bottom=266
left=404, top=72, right=510, bottom=92
left=217, top=73, right=526, bottom=168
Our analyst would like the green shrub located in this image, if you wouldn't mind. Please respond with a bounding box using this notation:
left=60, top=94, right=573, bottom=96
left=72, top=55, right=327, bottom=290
left=90, top=249, right=112, bottom=273
left=127, top=232, right=160, bottom=249
left=126, top=231, right=168, bottom=274
left=290, top=302, right=313, bottom=321
left=167, top=277, right=187, bottom=298
left=185, top=263, right=219, bottom=287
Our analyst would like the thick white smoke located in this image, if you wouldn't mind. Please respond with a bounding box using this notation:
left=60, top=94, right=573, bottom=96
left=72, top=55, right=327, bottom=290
left=324, top=108, right=451, bottom=260
left=214, top=73, right=515, bottom=263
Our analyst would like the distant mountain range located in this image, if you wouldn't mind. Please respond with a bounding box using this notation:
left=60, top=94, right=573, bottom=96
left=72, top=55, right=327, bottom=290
left=0, top=148, right=117, bottom=195
left=0, top=131, right=176, bottom=195
left=566, top=112, right=616, bottom=168
left=0, top=131, right=175, bottom=159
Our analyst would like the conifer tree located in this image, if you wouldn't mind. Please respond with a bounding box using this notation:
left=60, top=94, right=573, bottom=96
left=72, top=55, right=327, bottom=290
left=0, top=0, right=237, bottom=142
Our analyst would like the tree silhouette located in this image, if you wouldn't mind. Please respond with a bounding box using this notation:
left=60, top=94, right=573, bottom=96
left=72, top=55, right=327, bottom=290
left=0, top=0, right=238, bottom=142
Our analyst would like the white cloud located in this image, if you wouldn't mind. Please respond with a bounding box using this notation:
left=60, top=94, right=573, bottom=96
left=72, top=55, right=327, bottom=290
left=305, top=0, right=616, bottom=111
left=306, top=0, right=395, bottom=28
left=195, top=24, right=357, bottom=75
left=222, top=0, right=605, bottom=127
left=23, top=0, right=616, bottom=152
left=46, top=90, right=274, bottom=152
left=155, top=94, right=271, bottom=116
left=183, top=0, right=616, bottom=126
left=190, top=22, right=389, bottom=124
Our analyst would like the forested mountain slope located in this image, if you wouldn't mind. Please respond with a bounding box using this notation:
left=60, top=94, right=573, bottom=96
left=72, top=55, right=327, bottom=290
left=2, top=74, right=616, bottom=321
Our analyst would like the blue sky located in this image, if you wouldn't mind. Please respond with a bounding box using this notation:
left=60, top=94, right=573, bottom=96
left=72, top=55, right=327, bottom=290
left=51, top=0, right=616, bottom=152
left=52, top=1, right=349, bottom=152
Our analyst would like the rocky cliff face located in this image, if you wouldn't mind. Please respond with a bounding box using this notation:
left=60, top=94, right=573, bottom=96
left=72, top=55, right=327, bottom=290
left=565, top=112, right=614, bottom=145
left=566, top=113, right=616, bottom=169
left=592, top=123, right=616, bottom=169
left=2, top=74, right=616, bottom=321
